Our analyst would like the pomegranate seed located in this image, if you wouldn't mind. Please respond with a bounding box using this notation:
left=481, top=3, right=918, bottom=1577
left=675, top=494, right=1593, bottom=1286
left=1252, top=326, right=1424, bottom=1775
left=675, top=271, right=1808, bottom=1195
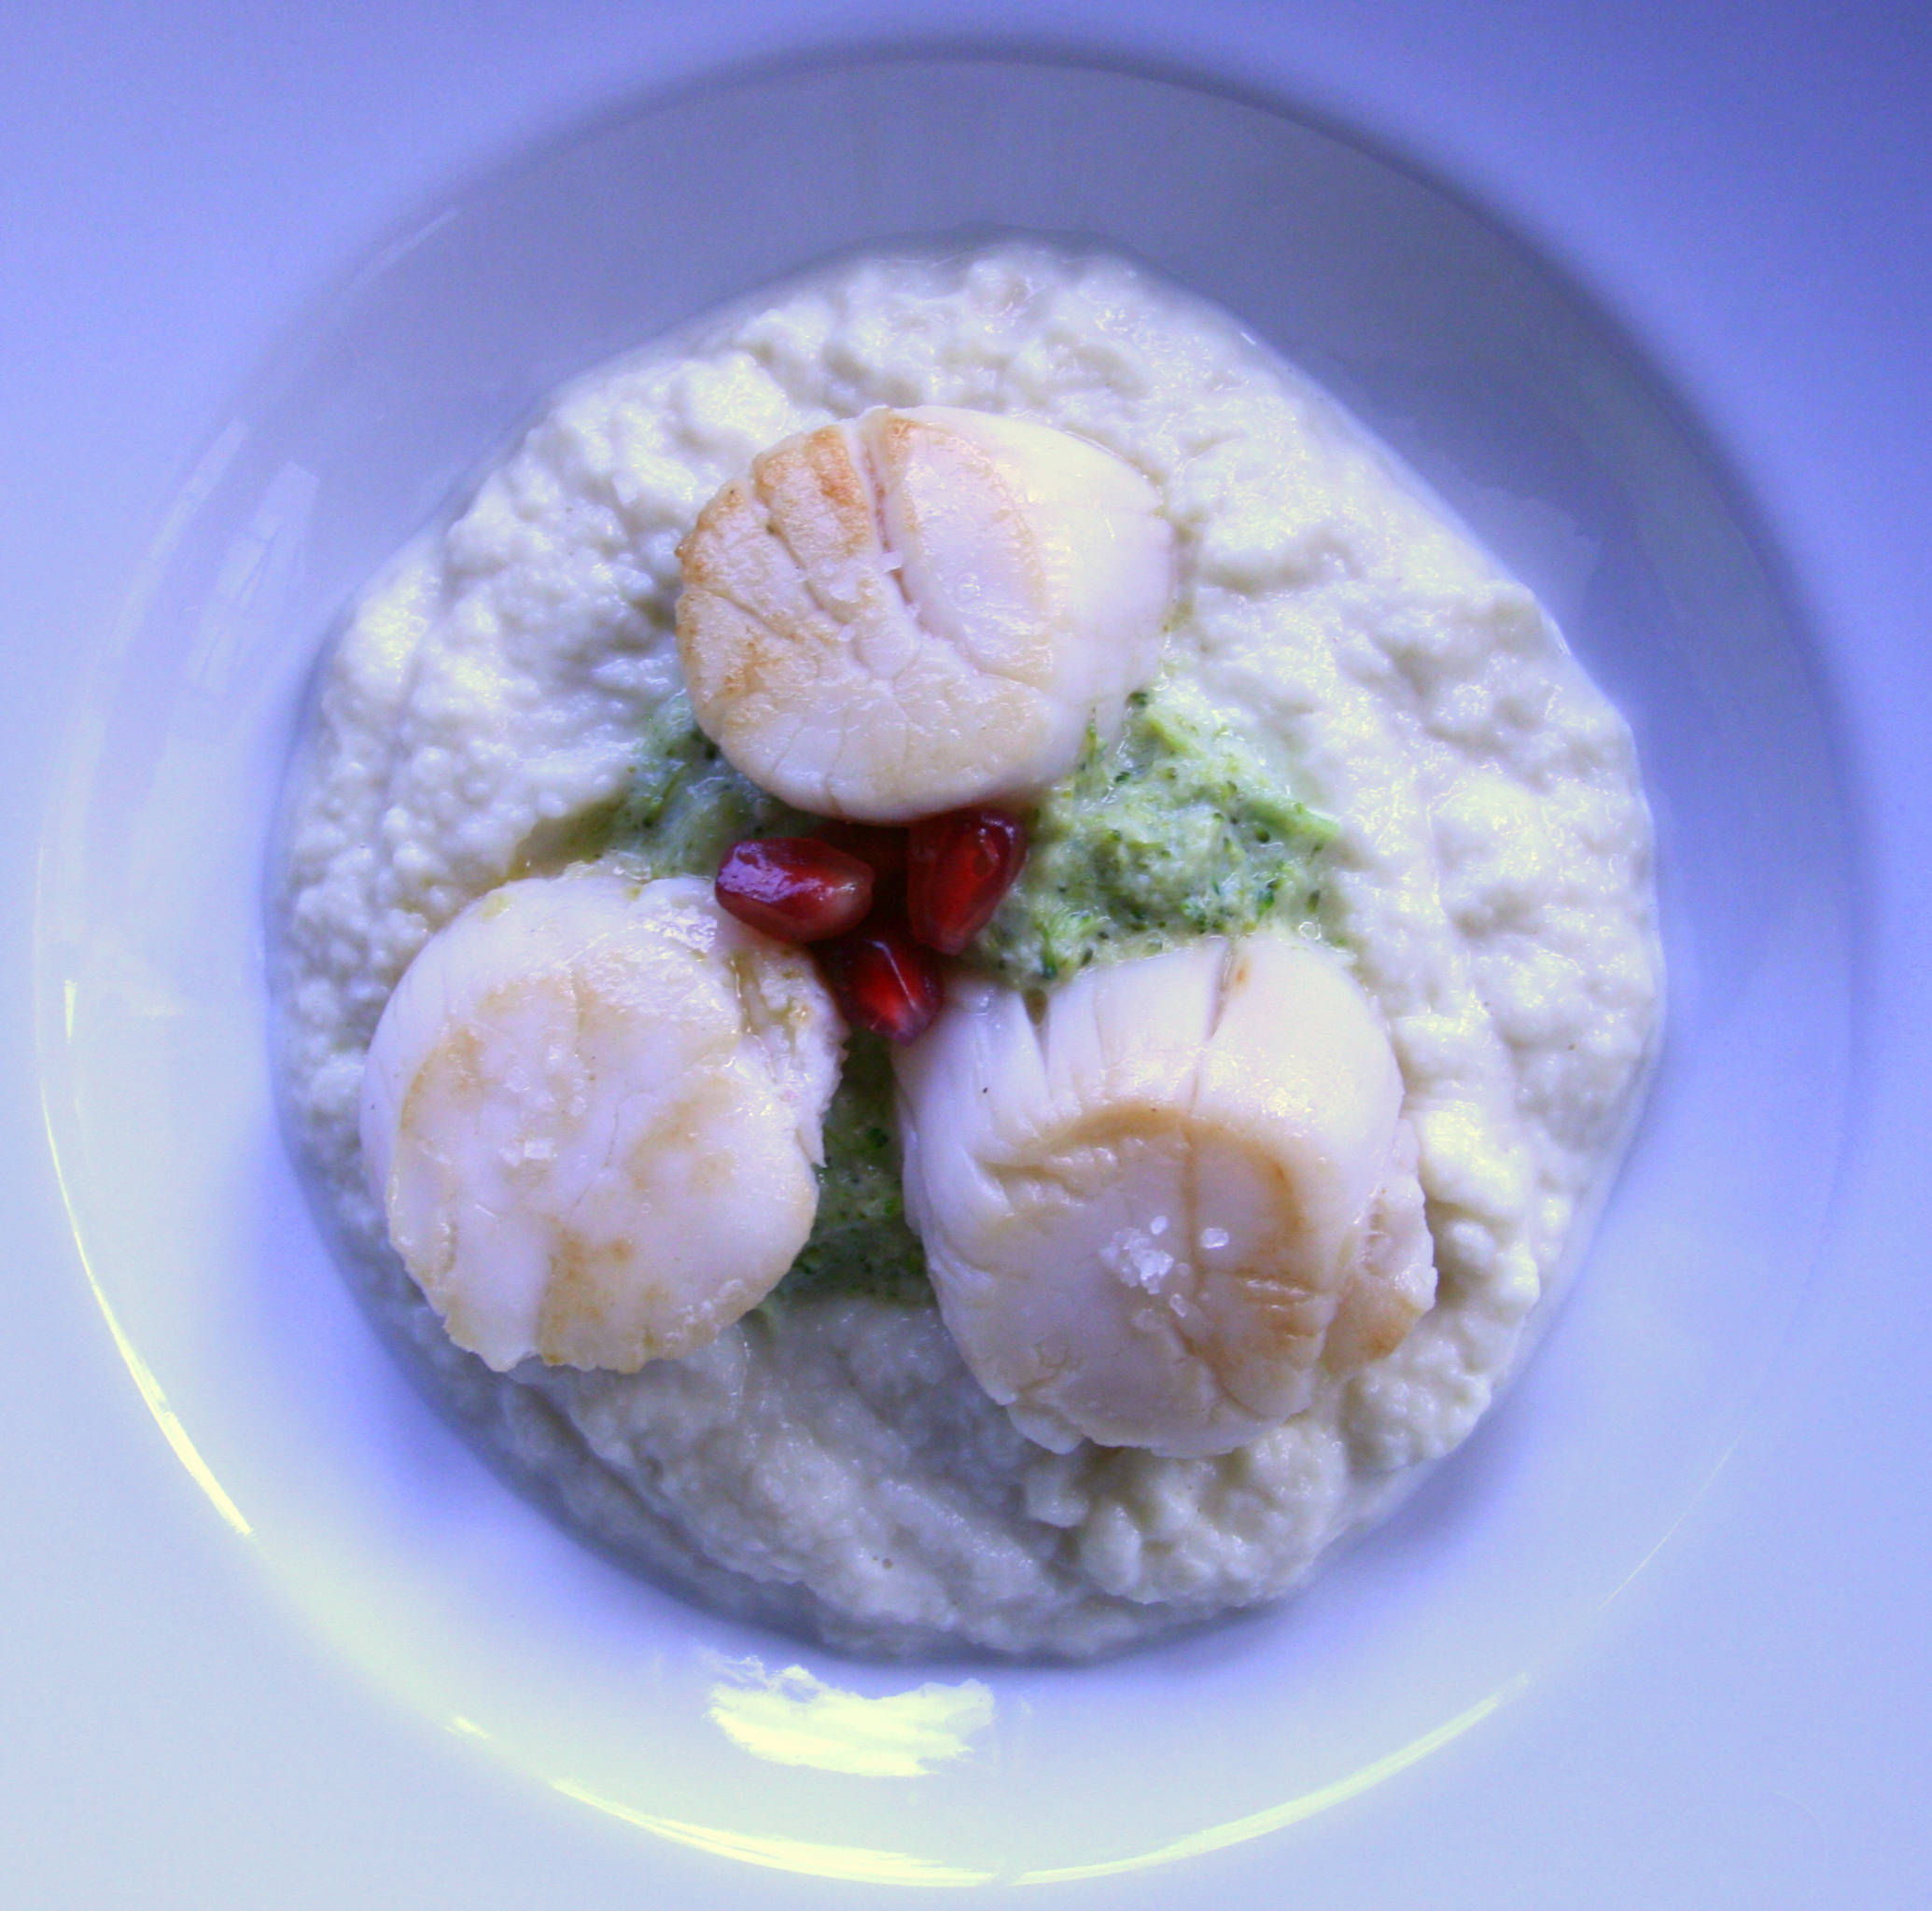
left=906, top=807, right=1028, bottom=956
left=715, top=837, right=873, bottom=942
left=813, top=821, right=908, bottom=886
left=823, top=924, right=945, bottom=1043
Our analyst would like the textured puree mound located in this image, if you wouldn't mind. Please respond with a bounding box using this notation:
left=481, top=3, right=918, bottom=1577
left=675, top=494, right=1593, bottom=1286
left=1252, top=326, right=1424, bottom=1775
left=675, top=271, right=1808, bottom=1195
left=274, top=244, right=1659, bottom=1657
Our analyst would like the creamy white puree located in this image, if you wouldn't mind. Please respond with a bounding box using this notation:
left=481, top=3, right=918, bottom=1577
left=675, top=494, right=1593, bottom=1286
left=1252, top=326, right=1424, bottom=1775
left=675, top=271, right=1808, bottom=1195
left=275, top=244, right=1659, bottom=1656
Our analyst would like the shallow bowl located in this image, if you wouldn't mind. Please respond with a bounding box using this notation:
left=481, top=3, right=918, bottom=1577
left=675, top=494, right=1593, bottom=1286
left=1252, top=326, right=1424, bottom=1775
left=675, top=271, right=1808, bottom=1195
left=36, top=50, right=1855, bottom=1886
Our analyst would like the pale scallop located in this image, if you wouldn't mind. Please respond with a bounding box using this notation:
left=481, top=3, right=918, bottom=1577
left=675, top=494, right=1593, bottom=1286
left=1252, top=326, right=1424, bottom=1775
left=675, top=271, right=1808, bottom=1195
left=676, top=405, right=1175, bottom=821
left=359, top=868, right=843, bottom=1373
left=895, top=935, right=1436, bottom=1458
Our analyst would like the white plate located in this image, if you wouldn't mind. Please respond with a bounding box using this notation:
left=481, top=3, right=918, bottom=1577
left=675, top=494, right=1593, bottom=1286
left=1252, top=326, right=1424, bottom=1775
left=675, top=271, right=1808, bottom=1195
left=12, top=16, right=1927, bottom=1909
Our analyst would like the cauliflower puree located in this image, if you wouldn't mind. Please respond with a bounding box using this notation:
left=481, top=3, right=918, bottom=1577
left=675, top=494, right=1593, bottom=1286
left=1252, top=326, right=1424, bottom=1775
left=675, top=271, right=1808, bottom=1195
left=274, top=244, right=1659, bottom=1656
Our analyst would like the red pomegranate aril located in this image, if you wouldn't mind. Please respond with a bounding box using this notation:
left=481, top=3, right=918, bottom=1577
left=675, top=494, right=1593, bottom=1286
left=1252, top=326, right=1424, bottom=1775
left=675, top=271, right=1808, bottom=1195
left=906, top=806, right=1028, bottom=956
left=813, top=820, right=908, bottom=885
left=823, top=924, right=945, bottom=1043
left=715, top=837, right=873, bottom=942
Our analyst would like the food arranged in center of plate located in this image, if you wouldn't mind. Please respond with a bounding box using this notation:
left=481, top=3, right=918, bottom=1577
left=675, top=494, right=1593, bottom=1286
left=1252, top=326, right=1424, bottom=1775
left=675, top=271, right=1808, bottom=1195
left=277, top=244, right=1659, bottom=1657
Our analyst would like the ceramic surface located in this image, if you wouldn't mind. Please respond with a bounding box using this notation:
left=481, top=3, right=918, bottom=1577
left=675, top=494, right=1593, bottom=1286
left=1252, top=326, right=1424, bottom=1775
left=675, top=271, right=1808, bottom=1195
left=8, top=10, right=1926, bottom=1908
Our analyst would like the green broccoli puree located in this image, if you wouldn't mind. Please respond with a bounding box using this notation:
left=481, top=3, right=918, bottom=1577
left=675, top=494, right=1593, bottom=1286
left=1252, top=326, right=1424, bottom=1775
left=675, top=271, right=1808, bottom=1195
left=601, top=677, right=1332, bottom=1307
left=608, top=691, right=804, bottom=875
left=970, top=679, right=1336, bottom=990
left=764, top=1032, right=928, bottom=1304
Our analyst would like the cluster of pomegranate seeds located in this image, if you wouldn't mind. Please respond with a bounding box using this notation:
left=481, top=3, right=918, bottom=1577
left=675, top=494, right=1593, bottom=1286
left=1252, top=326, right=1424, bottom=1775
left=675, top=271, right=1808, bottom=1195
left=714, top=837, right=874, bottom=942
left=714, top=805, right=1028, bottom=1043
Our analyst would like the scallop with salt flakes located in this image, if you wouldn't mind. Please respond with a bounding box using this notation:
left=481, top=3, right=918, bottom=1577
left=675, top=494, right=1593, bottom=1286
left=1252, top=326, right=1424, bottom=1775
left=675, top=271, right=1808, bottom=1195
left=676, top=404, right=1175, bottom=821
left=895, top=935, right=1435, bottom=1459
left=359, top=868, right=843, bottom=1374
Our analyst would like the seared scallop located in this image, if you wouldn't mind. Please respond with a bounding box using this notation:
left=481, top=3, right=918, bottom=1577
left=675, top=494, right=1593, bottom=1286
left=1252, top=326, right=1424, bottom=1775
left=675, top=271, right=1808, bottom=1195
left=359, top=867, right=842, bottom=1372
left=676, top=405, right=1174, bottom=821
left=894, top=935, right=1435, bottom=1458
